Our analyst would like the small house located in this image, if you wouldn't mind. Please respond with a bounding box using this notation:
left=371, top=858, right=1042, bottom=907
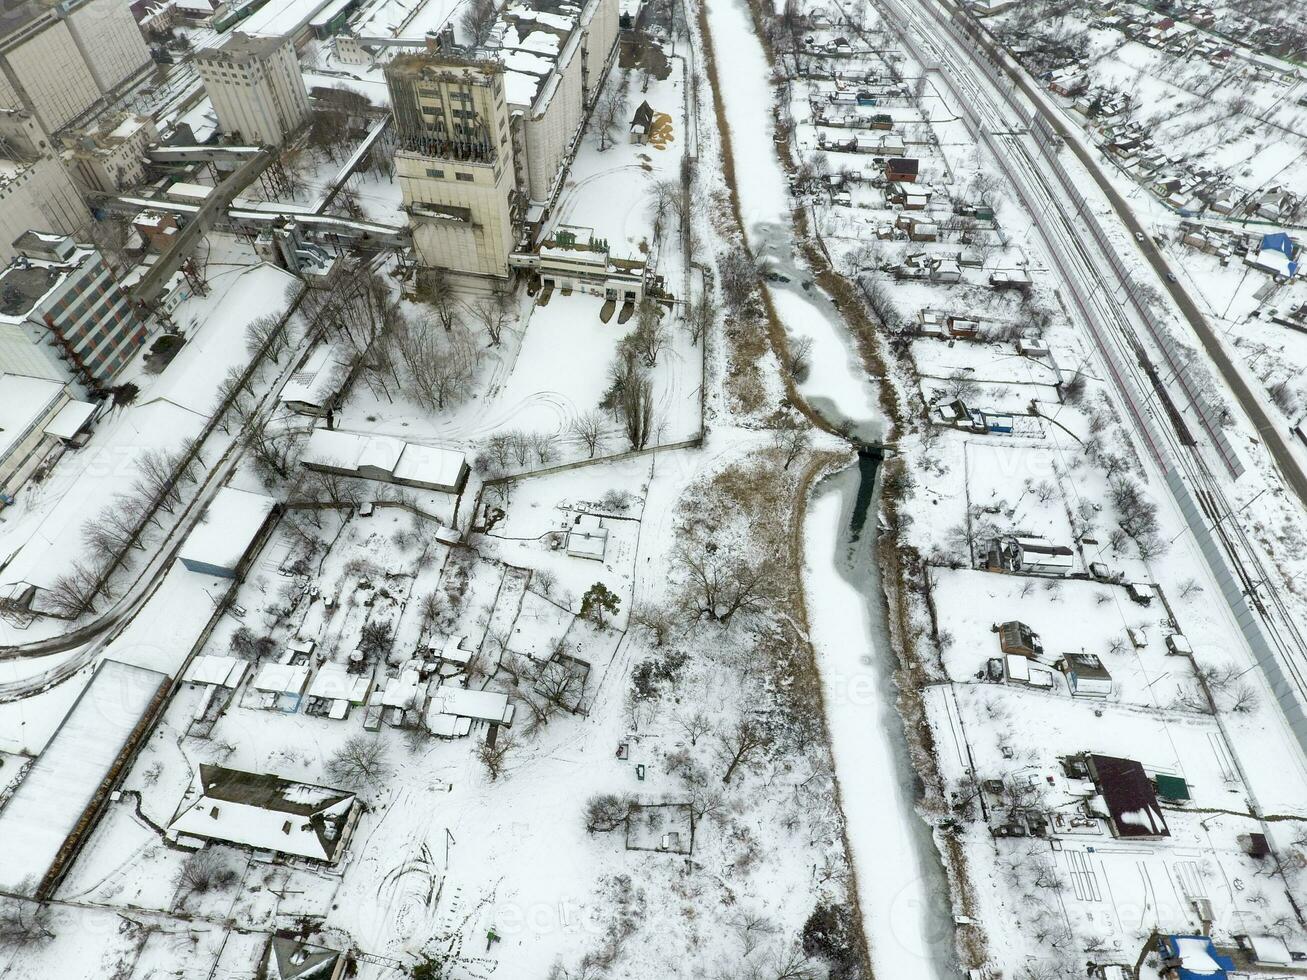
left=885, top=157, right=919, bottom=182
left=566, top=514, right=609, bottom=561
left=997, top=621, right=1042, bottom=657
left=168, top=764, right=360, bottom=863
left=280, top=344, right=348, bottom=417
left=629, top=101, right=654, bottom=144
left=1011, top=536, right=1073, bottom=575
left=908, top=222, right=939, bottom=243
left=1165, top=633, right=1192, bottom=656
left=1158, top=935, right=1233, bottom=980
left=1085, top=754, right=1170, bottom=839
left=178, top=487, right=278, bottom=579
left=251, top=663, right=310, bottom=712
left=1062, top=652, right=1112, bottom=698
left=265, top=937, right=346, bottom=980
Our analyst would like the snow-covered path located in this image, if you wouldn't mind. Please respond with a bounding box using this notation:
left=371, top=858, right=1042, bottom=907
left=803, top=467, right=959, bottom=980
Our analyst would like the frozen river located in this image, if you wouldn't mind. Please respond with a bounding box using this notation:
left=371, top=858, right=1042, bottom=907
left=701, top=0, right=961, bottom=973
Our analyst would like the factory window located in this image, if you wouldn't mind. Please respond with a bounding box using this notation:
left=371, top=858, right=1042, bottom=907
left=455, top=172, right=473, bottom=182
left=426, top=168, right=444, bottom=178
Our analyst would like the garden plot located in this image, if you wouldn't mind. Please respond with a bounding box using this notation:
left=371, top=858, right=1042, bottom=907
left=964, top=441, right=1075, bottom=544
left=930, top=683, right=1248, bottom=815
left=504, top=588, right=574, bottom=661
left=930, top=685, right=1303, bottom=962
left=912, top=338, right=1061, bottom=388
left=929, top=567, right=1198, bottom=709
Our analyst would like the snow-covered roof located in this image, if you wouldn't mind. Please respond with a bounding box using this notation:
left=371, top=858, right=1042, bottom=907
left=252, top=663, right=310, bottom=695
left=279, top=343, right=346, bottom=409
left=0, top=374, right=65, bottom=461
left=165, top=181, right=213, bottom=201
left=241, top=0, right=333, bottom=36
left=429, top=634, right=473, bottom=664
left=566, top=514, right=608, bottom=559
left=42, top=398, right=96, bottom=441
left=393, top=442, right=466, bottom=489
left=307, top=663, right=371, bottom=703
left=380, top=664, right=423, bottom=708
left=303, top=429, right=466, bottom=490
left=169, top=764, right=357, bottom=861
left=178, top=486, right=277, bottom=572
left=184, top=654, right=250, bottom=687
left=427, top=684, right=514, bottom=724
left=0, top=659, right=169, bottom=894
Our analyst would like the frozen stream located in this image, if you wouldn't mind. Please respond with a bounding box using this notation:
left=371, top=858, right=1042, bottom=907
left=804, top=460, right=961, bottom=980
left=703, top=0, right=884, bottom=442
left=702, top=0, right=960, bottom=974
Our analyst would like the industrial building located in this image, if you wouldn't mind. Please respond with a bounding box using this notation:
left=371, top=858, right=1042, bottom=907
left=0, top=0, right=153, bottom=134
left=384, top=0, right=619, bottom=280
left=194, top=33, right=311, bottom=146
left=0, top=231, right=145, bottom=391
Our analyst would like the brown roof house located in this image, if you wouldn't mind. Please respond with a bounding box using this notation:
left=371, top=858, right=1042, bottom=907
left=1085, top=754, right=1169, bottom=839
left=168, top=764, right=361, bottom=863
left=885, top=157, right=919, bottom=182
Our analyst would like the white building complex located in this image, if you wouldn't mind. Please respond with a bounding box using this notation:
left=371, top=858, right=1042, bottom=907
left=0, top=0, right=153, bottom=134
left=194, top=33, right=311, bottom=146
left=65, top=113, right=159, bottom=192
left=384, top=0, right=620, bottom=280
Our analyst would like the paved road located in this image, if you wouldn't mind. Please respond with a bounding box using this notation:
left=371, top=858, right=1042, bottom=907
left=942, top=0, right=1307, bottom=510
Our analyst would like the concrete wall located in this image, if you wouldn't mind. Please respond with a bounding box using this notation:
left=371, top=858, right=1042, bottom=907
left=398, top=151, right=516, bottom=277
left=66, top=0, right=153, bottom=94
left=1, top=20, right=101, bottom=132
left=0, top=155, right=91, bottom=265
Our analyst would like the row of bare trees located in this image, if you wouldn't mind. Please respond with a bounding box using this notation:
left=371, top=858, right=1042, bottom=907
left=50, top=442, right=207, bottom=617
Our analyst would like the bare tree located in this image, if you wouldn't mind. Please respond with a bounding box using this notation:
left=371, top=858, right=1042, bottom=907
left=213, top=367, right=254, bottom=434
left=786, top=335, right=814, bottom=381
left=133, top=448, right=183, bottom=513
left=592, top=79, right=627, bottom=152
left=584, top=792, right=637, bottom=832
left=396, top=319, right=478, bottom=411
left=419, top=267, right=461, bottom=332
left=674, top=710, right=712, bottom=746
left=685, top=291, right=717, bottom=345
left=630, top=601, right=675, bottom=646
left=770, top=412, right=809, bottom=470
left=245, top=421, right=300, bottom=486
left=719, top=718, right=772, bottom=784
left=624, top=300, right=669, bottom=366
left=45, top=560, right=104, bottom=617
left=674, top=544, right=776, bottom=623
left=570, top=410, right=606, bottom=458
left=245, top=313, right=289, bottom=362
left=460, top=0, right=497, bottom=45
left=608, top=352, right=656, bottom=450
left=530, top=430, right=557, bottom=464
left=326, top=735, right=393, bottom=790
left=466, top=292, right=514, bottom=347
left=718, top=250, right=758, bottom=314
left=0, top=897, right=56, bottom=948
left=176, top=848, right=240, bottom=895
left=478, top=730, right=516, bottom=781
